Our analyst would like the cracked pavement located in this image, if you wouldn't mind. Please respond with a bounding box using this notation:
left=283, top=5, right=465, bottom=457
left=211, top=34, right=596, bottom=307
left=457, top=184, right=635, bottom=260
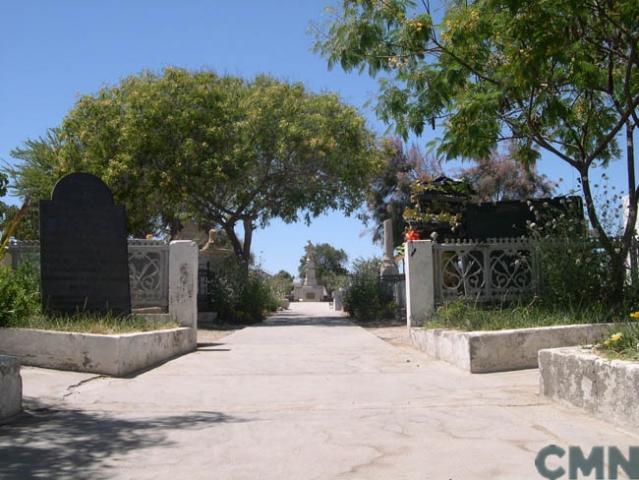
left=1, top=302, right=638, bottom=479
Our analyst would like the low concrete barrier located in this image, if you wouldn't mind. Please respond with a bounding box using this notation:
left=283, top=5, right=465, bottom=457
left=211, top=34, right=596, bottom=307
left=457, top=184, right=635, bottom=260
left=539, top=347, right=639, bottom=428
left=0, top=356, right=22, bottom=421
left=0, top=327, right=196, bottom=376
left=410, top=323, right=614, bottom=373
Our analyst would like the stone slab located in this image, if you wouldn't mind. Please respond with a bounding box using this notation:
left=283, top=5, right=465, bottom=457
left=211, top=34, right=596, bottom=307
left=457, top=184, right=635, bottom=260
left=410, top=323, right=614, bottom=373
left=0, top=327, right=196, bottom=376
left=539, top=346, right=639, bottom=428
left=0, top=356, right=21, bottom=422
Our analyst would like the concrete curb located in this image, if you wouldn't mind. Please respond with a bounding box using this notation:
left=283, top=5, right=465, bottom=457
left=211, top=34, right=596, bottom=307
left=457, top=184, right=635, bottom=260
left=410, top=323, right=615, bottom=373
left=539, top=346, right=639, bottom=428
left=0, top=327, right=196, bottom=376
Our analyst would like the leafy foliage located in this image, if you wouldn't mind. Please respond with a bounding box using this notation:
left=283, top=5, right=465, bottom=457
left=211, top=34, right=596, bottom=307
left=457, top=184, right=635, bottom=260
left=462, top=144, right=555, bottom=202
left=268, top=270, right=294, bottom=298
left=0, top=264, right=40, bottom=328
left=208, top=258, right=280, bottom=323
left=366, top=138, right=554, bottom=247
left=342, top=257, right=396, bottom=320
left=8, top=68, right=379, bottom=263
left=430, top=300, right=615, bottom=331
left=317, top=0, right=639, bottom=299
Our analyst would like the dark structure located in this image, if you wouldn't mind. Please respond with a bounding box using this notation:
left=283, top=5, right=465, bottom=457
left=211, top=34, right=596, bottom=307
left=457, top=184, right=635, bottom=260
left=39, top=173, right=131, bottom=316
left=405, top=177, right=584, bottom=242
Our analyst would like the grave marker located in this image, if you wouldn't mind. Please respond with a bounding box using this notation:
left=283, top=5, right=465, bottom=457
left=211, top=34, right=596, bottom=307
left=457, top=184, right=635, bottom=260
left=39, top=173, right=131, bottom=316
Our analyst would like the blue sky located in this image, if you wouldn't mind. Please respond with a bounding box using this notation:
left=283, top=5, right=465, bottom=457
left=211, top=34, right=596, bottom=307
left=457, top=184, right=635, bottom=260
left=0, top=1, right=633, bottom=277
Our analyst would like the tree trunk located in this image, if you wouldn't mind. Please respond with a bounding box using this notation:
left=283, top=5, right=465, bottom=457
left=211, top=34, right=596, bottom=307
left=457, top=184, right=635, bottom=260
left=241, top=218, right=254, bottom=266
left=579, top=169, right=625, bottom=303
left=624, top=120, right=638, bottom=285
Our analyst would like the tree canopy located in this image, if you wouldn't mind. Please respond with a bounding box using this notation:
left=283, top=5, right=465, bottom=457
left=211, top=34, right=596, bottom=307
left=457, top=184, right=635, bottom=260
left=365, top=137, right=553, bottom=246
left=317, top=0, right=639, bottom=296
left=7, top=68, right=379, bottom=263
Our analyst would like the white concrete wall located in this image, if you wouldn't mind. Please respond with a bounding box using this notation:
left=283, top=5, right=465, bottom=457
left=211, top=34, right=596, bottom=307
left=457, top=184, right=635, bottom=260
left=404, top=240, right=435, bottom=328
left=410, top=323, right=615, bottom=373
left=0, top=327, right=195, bottom=376
left=169, top=240, right=198, bottom=328
left=540, top=347, right=639, bottom=428
left=0, top=356, right=21, bottom=421
left=410, top=328, right=471, bottom=370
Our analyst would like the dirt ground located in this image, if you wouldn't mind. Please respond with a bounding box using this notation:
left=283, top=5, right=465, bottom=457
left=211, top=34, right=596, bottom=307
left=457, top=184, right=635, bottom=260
left=351, top=319, right=411, bottom=347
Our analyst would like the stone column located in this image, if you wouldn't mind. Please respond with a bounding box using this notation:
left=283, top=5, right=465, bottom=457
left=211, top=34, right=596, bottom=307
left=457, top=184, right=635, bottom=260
left=404, top=240, right=435, bottom=329
left=333, top=288, right=344, bottom=311
left=380, top=219, right=399, bottom=277
left=169, top=240, right=198, bottom=331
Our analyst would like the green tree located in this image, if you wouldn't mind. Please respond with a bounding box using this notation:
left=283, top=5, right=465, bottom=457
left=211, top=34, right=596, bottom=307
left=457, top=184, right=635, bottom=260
left=269, top=270, right=294, bottom=298
left=317, top=0, right=639, bottom=298
left=7, top=68, right=379, bottom=264
left=366, top=138, right=553, bottom=247
left=298, top=242, right=349, bottom=292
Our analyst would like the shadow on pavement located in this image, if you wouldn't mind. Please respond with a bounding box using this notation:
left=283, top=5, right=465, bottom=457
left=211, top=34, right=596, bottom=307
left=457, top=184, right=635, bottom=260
left=0, top=404, right=247, bottom=480
left=261, top=314, right=354, bottom=327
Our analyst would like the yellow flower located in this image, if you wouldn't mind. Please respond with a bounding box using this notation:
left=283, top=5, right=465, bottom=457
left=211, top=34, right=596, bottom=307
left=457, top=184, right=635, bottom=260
left=610, top=332, right=623, bottom=343
left=630, top=311, right=639, bottom=319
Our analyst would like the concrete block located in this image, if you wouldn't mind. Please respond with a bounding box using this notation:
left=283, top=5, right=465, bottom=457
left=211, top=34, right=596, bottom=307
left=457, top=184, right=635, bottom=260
left=0, top=355, right=21, bottom=421
left=410, top=323, right=615, bottom=373
left=0, top=327, right=196, bottom=376
left=169, top=240, right=198, bottom=329
left=540, top=347, right=639, bottom=428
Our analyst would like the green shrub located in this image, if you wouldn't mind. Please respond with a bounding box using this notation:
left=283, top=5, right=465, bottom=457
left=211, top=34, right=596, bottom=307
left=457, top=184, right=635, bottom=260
left=0, top=263, right=41, bottom=327
left=208, top=258, right=280, bottom=323
left=343, top=257, right=396, bottom=321
left=430, top=299, right=616, bottom=331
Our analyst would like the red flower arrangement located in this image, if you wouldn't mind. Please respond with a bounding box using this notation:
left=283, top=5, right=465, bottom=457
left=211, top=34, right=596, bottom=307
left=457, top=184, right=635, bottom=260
left=405, top=229, right=420, bottom=241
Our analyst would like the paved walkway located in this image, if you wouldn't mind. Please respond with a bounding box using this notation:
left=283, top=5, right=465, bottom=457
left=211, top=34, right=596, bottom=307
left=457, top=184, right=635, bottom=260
left=1, top=303, right=638, bottom=479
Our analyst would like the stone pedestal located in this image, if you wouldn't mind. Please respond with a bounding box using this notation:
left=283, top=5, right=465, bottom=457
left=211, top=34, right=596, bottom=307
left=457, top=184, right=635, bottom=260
left=292, top=241, right=328, bottom=301
left=380, top=219, right=399, bottom=277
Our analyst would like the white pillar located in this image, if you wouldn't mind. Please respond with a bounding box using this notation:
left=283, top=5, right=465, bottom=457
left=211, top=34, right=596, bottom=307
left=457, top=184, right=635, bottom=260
left=404, top=240, right=435, bottom=329
left=169, top=240, right=198, bottom=329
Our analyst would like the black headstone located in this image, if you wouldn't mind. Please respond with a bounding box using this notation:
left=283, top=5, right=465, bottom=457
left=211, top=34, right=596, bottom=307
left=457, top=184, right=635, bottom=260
left=39, top=173, right=131, bottom=316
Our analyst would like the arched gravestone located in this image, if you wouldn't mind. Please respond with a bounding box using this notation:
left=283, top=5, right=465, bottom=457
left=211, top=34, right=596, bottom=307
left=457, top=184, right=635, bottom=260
left=39, top=173, right=131, bottom=316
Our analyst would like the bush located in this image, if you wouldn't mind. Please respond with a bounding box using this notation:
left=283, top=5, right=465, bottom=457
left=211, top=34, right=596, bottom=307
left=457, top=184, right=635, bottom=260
left=0, top=263, right=40, bottom=327
left=343, top=257, right=396, bottom=321
left=208, top=258, right=280, bottom=323
left=430, top=299, right=615, bottom=331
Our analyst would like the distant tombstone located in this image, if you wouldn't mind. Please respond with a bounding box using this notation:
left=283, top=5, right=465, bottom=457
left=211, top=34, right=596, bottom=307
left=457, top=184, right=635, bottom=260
left=39, top=173, right=131, bottom=316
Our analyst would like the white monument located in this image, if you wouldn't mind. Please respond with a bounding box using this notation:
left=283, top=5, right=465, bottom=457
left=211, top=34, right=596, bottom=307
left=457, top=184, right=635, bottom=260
left=292, top=241, right=328, bottom=301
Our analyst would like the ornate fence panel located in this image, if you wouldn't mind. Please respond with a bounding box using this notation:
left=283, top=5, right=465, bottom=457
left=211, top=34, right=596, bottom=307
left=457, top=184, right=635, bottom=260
left=127, top=239, right=169, bottom=309
left=433, top=238, right=537, bottom=304
left=8, top=239, right=170, bottom=310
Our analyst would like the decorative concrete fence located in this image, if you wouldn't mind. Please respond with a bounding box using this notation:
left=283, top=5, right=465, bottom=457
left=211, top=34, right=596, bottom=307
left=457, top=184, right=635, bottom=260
left=128, top=239, right=169, bottom=310
left=7, top=239, right=175, bottom=313
left=0, top=240, right=198, bottom=376
left=405, top=239, right=536, bottom=327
